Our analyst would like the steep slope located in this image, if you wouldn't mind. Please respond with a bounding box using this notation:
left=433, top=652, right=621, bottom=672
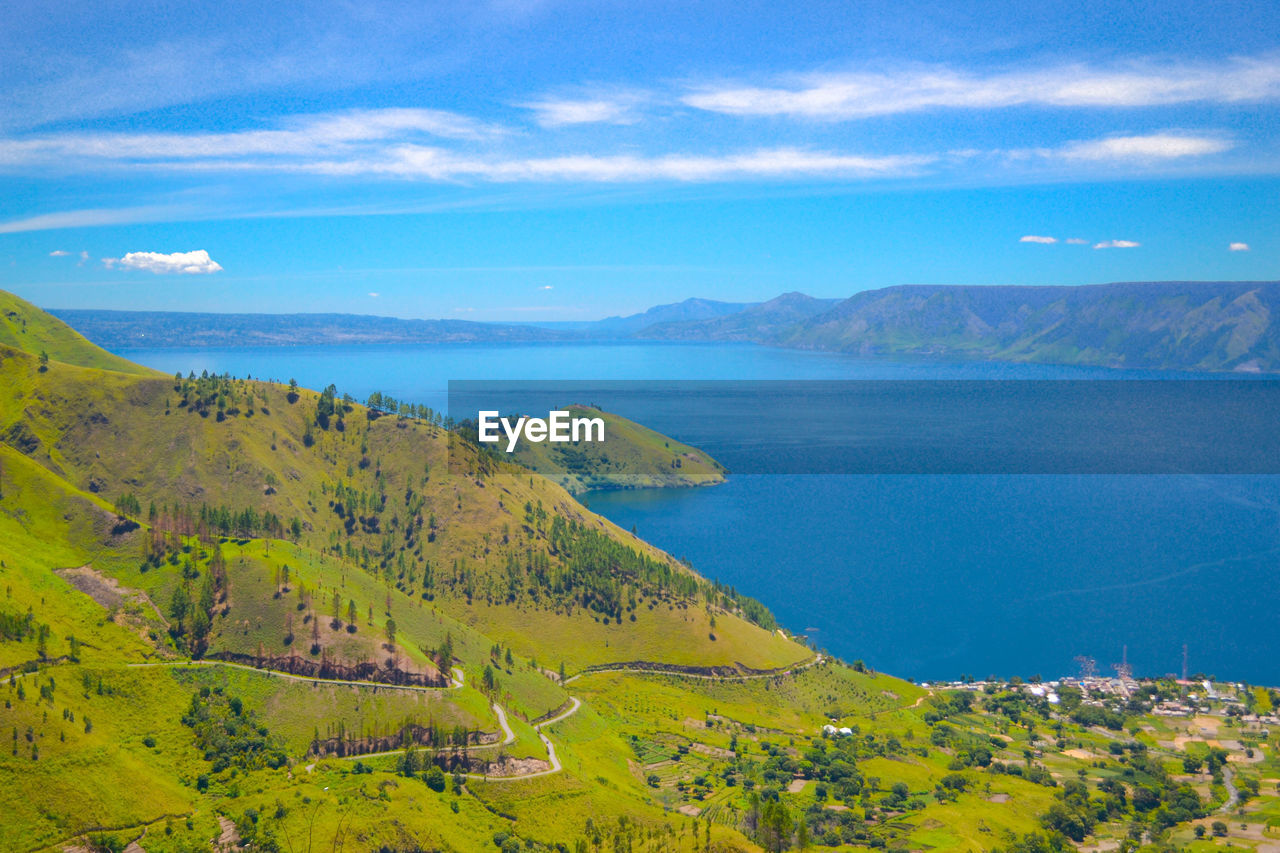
left=638, top=292, right=841, bottom=342
left=0, top=303, right=802, bottom=676
left=782, top=281, right=1280, bottom=371
left=491, top=405, right=726, bottom=494
left=0, top=296, right=813, bottom=850
left=0, top=290, right=157, bottom=375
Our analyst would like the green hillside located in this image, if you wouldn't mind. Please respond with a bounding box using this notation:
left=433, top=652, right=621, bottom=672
left=2, top=293, right=1278, bottom=853
left=0, top=290, right=158, bottom=376
left=503, top=405, right=726, bottom=494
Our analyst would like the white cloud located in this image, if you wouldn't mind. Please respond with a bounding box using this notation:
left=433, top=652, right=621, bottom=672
left=1065, top=238, right=1089, bottom=245
left=0, top=205, right=196, bottom=234
left=541, top=285, right=554, bottom=289
left=523, top=97, right=639, bottom=127
left=1229, top=242, right=1250, bottom=251
left=1058, top=134, right=1231, bottom=161
left=368, top=291, right=380, bottom=297
left=1019, top=235, right=1057, bottom=244
left=307, top=145, right=931, bottom=182
left=48, top=249, right=70, bottom=256
left=0, top=108, right=501, bottom=167
left=108, top=249, right=223, bottom=274
left=1093, top=240, right=1141, bottom=249
left=682, top=56, right=1280, bottom=120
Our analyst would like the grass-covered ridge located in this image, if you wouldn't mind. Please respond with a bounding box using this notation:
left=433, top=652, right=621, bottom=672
left=3, top=292, right=1279, bottom=853
left=497, top=404, right=726, bottom=494
left=0, top=290, right=157, bottom=376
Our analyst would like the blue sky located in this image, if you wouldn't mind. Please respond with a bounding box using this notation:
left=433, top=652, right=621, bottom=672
left=1, top=0, right=1278, bottom=320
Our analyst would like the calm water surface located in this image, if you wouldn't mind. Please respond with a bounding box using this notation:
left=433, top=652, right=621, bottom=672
left=120, top=342, right=1280, bottom=683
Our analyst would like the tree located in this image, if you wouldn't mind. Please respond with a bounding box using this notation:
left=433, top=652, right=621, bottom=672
left=424, top=764, right=447, bottom=792
left=384, top=618, right=397, bottom=647
left=169, top=585, right=191, bottom=634
left=347, top=599, right=358, bottom=626
left=438, top=632, right=454, bottom=673
left=38, top=350, right=49, bottom=372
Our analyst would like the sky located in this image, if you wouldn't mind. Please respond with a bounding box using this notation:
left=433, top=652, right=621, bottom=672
left=1, top=0, right=1278, bottom=321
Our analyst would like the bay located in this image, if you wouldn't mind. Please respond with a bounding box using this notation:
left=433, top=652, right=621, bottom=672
left=120, top=341, right=1280, bottom=684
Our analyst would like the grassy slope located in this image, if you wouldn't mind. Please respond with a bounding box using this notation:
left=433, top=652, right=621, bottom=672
left=0, top=291, right=157, bottom=376
left=8, top=296, right=1272, bottom=852
left=509, top=405, right=726, bottom=494
left=0, top=341, right=803, bottom=677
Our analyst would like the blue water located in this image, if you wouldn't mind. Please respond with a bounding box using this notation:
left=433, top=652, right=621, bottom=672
left=120, top=342, right=1280, bottom=684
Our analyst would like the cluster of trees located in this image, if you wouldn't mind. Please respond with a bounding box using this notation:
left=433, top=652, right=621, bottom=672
left=745, top=792, right=808, bottom=852
left=196, top=503, right=295, bottom=540
left=544, top=516, right=776, bottom=629
left=167, top=543, right=229, bottom=656
left=172, top=371, right=263, bottom=421
left=313, top=383, right=349, bottom=432
left=328, top=478, right=388, bottom=536
left=1069, top=704, right=1127, bottom=731
left=181, top=686, right=286, bottom=772
left=0, top=606, right=38, bottom=643
left=397, top=741, right=471, bottom=789
left=311, top=717, right=475, bottom=758
left=1014, top=759, right=1206, bottom=848
left=138, top=503, right=302, bottom=575
left=365, top=391, right=449, bottom=427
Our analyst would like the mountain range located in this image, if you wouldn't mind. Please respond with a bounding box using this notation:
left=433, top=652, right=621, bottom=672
left=51, top=280, right=1280, bottom=372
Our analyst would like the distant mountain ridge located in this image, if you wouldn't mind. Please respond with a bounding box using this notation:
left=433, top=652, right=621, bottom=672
left=637, top=292, right=841, bottom=342
left=640, top=281, right=1280, bottom=372
left=533, top=296, right=755, bottom=335
left=50, top=308, right=578, bottom=347
left=46, top=281, right=1280, bottom=372
left=788, top=281, right=1280, bottom=372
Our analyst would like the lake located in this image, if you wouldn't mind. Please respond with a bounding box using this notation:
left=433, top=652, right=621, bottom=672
left=120, top=341, right=1280, bottom=684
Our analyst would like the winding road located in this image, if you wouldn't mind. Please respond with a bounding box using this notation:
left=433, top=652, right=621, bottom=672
left=126, top=659, right=464, bottom=691
left=564, top=654, right=823, bottom=684
left=102, top=652, right=819, bottom=784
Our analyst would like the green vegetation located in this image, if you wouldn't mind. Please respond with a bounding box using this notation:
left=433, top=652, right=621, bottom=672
left=0, top=290, right=156, bottom=376
left=496, top=404, right=726, bottom=494
left=2, top=291, right=1279, bottom=852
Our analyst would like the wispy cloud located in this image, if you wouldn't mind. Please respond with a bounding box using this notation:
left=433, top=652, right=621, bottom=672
left=104, top=249, right=224, bottom=274
left=1058, top=133, right=1231, bottom=161
left=0, top=205, right=198, bottom=234
left=1229, top=242, right=1250, bottom=251
left=48, top=249, right=70, bottom=256
left=522, top=94, right=643, bottom=127
left=1019, top=235, right=1057, bottom=244
left=0, top=108, right=501, bottom=168
left=682, top=56, right=1280, bottom=120
left=303, top=145, right=932, bottom=182
left=1065, top=238, right=1089, bottom=245
left=1093, top=239, right=1141, bottom=249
